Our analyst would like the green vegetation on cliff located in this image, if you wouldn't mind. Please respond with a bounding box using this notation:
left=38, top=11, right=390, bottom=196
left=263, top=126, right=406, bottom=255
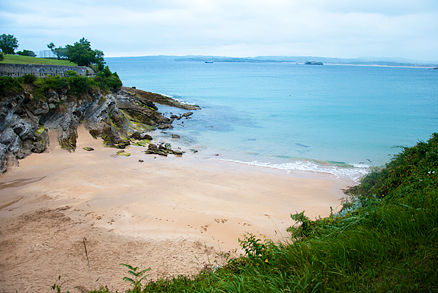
left=84, top=133, right=438, bottom=292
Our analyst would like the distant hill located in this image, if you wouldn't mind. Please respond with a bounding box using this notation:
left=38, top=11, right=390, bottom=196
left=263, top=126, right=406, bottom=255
left=170, top=55, right=438, bottom=67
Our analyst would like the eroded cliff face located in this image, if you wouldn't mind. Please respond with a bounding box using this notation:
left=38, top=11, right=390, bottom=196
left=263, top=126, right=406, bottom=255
left=0, top=87, right=198, bottom=173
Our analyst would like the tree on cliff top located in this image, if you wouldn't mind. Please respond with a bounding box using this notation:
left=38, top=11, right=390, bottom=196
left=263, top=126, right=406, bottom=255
left=0, top=34, right=19, bottom=54
left=47, top=42, right=68, bottom=60
left=65, top=38, right=105, bottom=70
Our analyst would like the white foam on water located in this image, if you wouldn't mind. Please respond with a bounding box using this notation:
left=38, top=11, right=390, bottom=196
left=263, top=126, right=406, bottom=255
left=221, top=159, right=370, bottom=183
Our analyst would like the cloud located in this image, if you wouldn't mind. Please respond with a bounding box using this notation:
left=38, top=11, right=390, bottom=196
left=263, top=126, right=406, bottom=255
left=1, top=0, right=437, bottom=61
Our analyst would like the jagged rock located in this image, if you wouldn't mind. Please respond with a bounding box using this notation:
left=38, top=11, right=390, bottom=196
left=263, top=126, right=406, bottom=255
left=182, top=112, right=193, bottom=118
left=114, top=140, right=130, bottom=149
left=173, top=149, right=183, bottom=157
left=13, top=139, right=30, bottom=159
left=26, top=98, right=49, bottom=116
left=157, top=116, right=172, bottom=124
left=130, top=131, right=142, bottom=140
left=13, top=149, right=27, bottom=160
left=121, top=87, right=201, bottom=110
left=146, top=143, right=158, bottom=152
left=157, top=150, right=168, bottom=156
left=146, top=143, right=167, bottom=156
left=31, top=141, right=46, bottom=153
left=47, top=90, right=60, bottom=104
left=158, top=124, right=173, bottom=129
left=145, top=142, right=182, bottom=157
left=11, top=118, right=35, bottom=140
left=0, top=127, right=17, bottom=146
left=159, top=143, right=172, bottom=150
left=137, top=99, right=158, bottom=111
left=0, top=143, right=7, bottom=173
left=141, top=133, right=153, bottom=140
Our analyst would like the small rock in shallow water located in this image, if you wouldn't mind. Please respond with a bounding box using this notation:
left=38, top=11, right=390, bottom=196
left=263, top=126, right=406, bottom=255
left=82, top=147, right=94, bottom=151
left=138, top=159, right=144, bottom=162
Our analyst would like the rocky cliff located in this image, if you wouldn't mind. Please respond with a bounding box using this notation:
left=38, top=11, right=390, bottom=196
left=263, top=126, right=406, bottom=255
left=0, top=86, right=199, bottom=173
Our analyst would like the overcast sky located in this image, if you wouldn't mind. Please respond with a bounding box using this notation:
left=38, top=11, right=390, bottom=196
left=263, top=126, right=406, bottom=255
left=1, top=0, right=438, bottom=61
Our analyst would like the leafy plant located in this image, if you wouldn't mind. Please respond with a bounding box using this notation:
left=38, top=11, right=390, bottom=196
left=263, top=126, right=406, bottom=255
left=120, top=263, right=151, bottom=292
left=51, top=275, right=70, bottom=293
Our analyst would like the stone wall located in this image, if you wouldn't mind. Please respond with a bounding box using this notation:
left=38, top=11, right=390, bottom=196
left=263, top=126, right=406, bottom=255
left=0, top=64, right=94, bottom=78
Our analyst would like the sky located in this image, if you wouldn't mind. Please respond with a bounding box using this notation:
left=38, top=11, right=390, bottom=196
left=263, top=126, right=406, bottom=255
left=1, top=0, right=438, bottom=62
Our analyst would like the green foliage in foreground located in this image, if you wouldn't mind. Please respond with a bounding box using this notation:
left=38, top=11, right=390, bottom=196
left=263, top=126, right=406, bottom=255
left=0, top=54, right=77, bottom=65
left=0, top=66, right=122, bottom=98
left=121, top=263, right=151, bottom=292
left=62, top=133, right=438, bottom=292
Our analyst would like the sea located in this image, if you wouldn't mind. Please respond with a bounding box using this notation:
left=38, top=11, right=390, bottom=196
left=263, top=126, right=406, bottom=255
left=105, top=56, right=438, bottom=182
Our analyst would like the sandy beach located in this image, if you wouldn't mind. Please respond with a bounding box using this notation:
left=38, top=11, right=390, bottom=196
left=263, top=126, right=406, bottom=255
left=0, top=127, right=352, bottom=292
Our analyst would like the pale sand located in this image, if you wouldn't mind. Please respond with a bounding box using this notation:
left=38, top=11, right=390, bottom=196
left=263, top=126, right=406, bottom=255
left=0, top=127, right=352, bottom=292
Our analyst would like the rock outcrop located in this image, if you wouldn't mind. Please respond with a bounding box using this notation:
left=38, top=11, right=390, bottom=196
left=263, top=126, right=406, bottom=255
left=121, top=87, right=201, bottom=110
left=0, top=87, right=199, bottom=173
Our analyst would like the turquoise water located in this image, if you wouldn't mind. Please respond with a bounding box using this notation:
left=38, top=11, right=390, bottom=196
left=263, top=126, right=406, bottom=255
left=106, top=57, right=438, bottom=181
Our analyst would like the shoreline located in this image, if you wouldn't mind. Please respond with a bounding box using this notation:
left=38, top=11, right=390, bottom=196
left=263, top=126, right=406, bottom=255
left=0, top=126, right=353, bottom=292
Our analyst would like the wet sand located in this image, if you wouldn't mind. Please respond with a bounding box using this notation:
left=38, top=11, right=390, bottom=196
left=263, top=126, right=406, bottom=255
left=0, top=127, right=352, bottom=292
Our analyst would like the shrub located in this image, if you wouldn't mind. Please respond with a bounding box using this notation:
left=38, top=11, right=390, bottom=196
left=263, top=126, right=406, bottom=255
left=23, top=74, right=37, bottom=84
left=34, top=75, right=70, bottom=97
left=0, top=76, right=24, bottom=96
left=97, top=66, right=123, bottom=91
left=68, top=75, right=90, bottom=96
left=65, top=70, right=78, bottom=77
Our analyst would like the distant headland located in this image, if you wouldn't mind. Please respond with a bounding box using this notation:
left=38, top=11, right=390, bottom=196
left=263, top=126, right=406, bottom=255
left=167, top=55, right=438, bottom=68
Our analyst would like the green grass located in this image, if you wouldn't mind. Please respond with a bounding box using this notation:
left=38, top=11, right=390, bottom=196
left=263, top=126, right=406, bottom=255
left=59, top=133, right=438, bottom=292
left=1, top=54, right=77, bottom=66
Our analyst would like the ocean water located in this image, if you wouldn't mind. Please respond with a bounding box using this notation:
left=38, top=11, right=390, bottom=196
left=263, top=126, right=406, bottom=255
left=106, top=57, right=438, bottom=181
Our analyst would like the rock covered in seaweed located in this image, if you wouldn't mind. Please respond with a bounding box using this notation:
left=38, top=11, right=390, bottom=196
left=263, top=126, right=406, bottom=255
left=145, top=142, right=183, bottom=157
